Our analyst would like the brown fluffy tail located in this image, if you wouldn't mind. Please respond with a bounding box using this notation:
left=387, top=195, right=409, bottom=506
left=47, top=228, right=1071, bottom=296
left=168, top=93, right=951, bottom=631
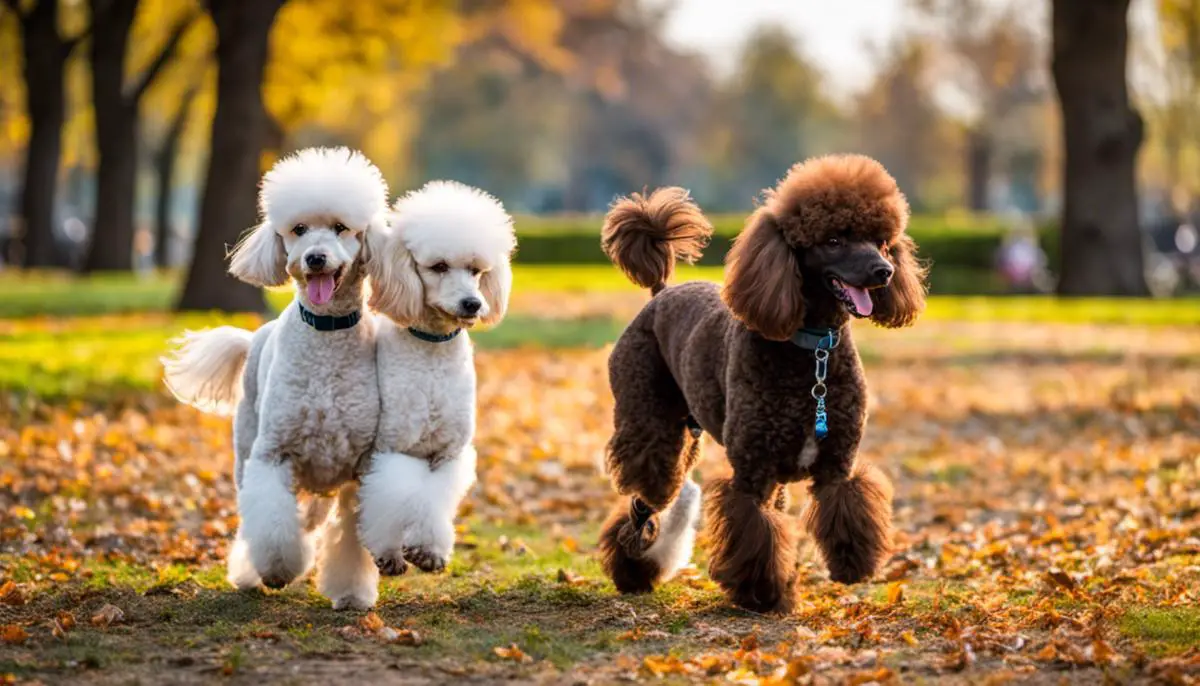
left=601, top=187, right=713, bottom=294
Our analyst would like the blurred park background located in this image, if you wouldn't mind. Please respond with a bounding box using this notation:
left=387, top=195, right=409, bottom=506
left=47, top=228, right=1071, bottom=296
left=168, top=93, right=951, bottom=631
left=1, top=1, right=1199, bottom=683
left=0, top=0, right=1197, bottom=304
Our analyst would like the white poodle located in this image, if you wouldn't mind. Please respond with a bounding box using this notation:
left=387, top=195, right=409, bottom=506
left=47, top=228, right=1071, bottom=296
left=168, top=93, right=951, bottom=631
left=162, top=147, right=389, bottom=610
left=358, top=181, right=516, bottom=576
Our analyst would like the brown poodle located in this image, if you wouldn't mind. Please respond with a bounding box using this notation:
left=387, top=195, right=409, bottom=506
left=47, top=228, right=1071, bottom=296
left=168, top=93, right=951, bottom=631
left=597, top=154, right=927, bottom=613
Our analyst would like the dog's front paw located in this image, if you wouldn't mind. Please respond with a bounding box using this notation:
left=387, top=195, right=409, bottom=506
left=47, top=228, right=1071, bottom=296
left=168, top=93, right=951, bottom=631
left=403, top=546, right=447, bottom=574
left=331, top=592, right=377, bottom=611
left=374, top=552, right=409, bottom=576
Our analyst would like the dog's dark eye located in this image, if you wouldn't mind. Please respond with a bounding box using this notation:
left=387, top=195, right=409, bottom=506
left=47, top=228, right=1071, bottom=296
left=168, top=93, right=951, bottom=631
left=333, top=222, right=348, bottom=234
left=431, top=262, right=449, bottom=274
left=469, top=266, right=482, bottom=277
left=826, top=236, right=841, bottom=247
left=293, top=224, right=308, bottom=236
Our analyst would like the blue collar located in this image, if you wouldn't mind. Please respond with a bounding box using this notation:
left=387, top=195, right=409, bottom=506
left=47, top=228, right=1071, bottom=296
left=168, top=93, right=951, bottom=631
left=408, top=327, right=461, bottom=343
left=298, top=302, right=361, bottom=332
left=791, top=327, right=841, bottom=350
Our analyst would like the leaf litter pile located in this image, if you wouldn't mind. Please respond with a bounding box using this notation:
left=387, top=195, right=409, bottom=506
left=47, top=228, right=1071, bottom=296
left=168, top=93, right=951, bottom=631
left=1, top=313, right=1198, bottom=684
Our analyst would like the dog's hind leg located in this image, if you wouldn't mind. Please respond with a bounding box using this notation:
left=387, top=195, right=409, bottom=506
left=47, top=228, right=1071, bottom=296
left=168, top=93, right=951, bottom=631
left=317, top=484, right=379, bottom=610
left=600, top=330, right=702, bottom=594
left=802, top=461, right=894, bottom=584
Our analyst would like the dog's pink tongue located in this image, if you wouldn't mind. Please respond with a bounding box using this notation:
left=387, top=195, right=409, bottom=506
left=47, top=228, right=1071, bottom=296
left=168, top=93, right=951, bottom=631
left=306, top=274, right=335, bottom=305
left=844, top=284, right=874, bottom=317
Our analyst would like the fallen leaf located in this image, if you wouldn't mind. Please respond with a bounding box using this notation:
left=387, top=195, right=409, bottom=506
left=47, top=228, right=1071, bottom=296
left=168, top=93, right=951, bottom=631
left=1044, top=568, right=1077, bottom=592
left=847, top=667, right=895, bottom=685
left=376, top=626, right=423, bottom=646
left=1034, top=643, right=1058, bottom=662
left=493, top=643, right=533, bottom=663
left=0, top=625, right=27, bottom=645
left=358, top=612, right=385, bottom=633
left=740, top=631, right=760, bottom=652
left=0, top=581, right=24, bottom=606
left=90, top=603, right=124, bottom=627
left=642, top=654, right=689, bottom=676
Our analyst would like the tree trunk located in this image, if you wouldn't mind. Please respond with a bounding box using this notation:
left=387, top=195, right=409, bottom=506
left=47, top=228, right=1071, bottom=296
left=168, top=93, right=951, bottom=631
left=176, top=0, right=284, bottom=312
left=966, top=128, right=990, bottom=212
left=154, top=86, right=197, bottom=269
left=84, top=0, right=139, bottom=273
left=1051, top=0, right=1148, bottom=295
left=14, top=0, right=71, bottom=268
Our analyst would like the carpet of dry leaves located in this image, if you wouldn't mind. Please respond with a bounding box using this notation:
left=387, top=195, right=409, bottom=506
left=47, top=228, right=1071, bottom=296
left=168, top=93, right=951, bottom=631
left=1, top=304, right=1198, bottom=684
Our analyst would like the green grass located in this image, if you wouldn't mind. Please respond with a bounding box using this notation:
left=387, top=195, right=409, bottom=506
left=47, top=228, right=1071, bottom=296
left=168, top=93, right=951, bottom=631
left=1118, top=606, right=1200, bottom=656
left=1, top=273, right=1198, bottom=399
left=2, top=268, right=1197, bottom=323
left=0, top=520, right=729, bottom=680
left=513, top=211, right=1008, bottom=238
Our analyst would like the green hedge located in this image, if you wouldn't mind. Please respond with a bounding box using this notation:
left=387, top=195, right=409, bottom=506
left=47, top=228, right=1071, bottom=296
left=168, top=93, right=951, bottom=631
left=512, top=214, right=1059, bottom=272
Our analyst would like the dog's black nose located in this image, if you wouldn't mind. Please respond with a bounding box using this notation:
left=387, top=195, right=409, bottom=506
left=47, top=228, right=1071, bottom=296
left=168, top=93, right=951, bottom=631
left=873, top=265, right=894, bottom=285
left=459, top=297, right=482, bottom=315
left=305, top=253, right=327, bottom=270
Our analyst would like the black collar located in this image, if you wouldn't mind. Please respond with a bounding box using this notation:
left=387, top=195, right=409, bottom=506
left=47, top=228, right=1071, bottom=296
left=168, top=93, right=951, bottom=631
left=408, top=327, right=461, bottom=343
left=791, top=327, right=841, bottom=350
left=298, top=302, right=361, bottom=332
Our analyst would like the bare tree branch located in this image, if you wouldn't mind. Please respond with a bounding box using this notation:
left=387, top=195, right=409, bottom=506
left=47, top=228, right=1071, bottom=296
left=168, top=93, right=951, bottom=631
left=127, top=8, right=200, bottom=102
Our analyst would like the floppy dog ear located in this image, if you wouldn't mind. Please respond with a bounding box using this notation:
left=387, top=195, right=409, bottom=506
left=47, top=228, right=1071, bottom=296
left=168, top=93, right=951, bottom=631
left=228, top=222, right=288, bottom=287
left=870, top=233, right=927, bottom=328
left=479, top=256, right=512, bottom=327
left=722, top=209, right=806, bottom=341
left=367, top=227, right=424, bottom=325
left=359, top=213, right=388, bottom=266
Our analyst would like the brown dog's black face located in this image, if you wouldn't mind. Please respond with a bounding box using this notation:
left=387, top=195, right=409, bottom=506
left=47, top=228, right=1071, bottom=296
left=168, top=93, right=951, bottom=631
left=799, top=237, right=894, bottom=319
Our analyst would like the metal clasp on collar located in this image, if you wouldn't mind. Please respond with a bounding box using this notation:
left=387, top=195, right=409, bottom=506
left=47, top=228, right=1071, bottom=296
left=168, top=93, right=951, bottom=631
left=810, top=333, right=838, bottom=440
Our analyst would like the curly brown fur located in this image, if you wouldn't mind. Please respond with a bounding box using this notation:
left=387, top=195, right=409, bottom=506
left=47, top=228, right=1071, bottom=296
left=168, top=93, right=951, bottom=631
left=724, top=154, right=926, bottom=337
left=602, top=187, right=712, bottom=292
left=705, top=478, right=797, bottom=613
left=803, top=462, right=894, bottom=583
left=604, top=324, right=693, bottom=511
left=723, top=209, right=807, bottom=341
left=599, top=154, right=922, bottom=608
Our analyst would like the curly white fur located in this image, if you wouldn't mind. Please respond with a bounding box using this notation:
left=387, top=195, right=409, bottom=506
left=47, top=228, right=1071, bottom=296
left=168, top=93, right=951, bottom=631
left=317, top=484, right=379, bottom=610
left=361, top=181, right=516, bottom=573
left=359, top=447, right=477, bottom=564
left=163, top=147, right=388, bottom=607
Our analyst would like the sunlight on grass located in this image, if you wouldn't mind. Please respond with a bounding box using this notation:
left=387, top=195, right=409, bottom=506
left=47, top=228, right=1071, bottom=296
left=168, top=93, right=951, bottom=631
left=1119, top=607, right=1200, bottom=656
left=1, top=267, right=1197, bottom=323
left=1, top=300, right=1198, bottom=397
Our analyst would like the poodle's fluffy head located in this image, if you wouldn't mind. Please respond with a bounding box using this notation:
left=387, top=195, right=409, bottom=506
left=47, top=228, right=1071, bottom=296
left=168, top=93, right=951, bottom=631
left=228, top=147, right=389, bottom=312
left=369, top=181, right=516, bottom=330
left=723, top=154, right=928, bottom=340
